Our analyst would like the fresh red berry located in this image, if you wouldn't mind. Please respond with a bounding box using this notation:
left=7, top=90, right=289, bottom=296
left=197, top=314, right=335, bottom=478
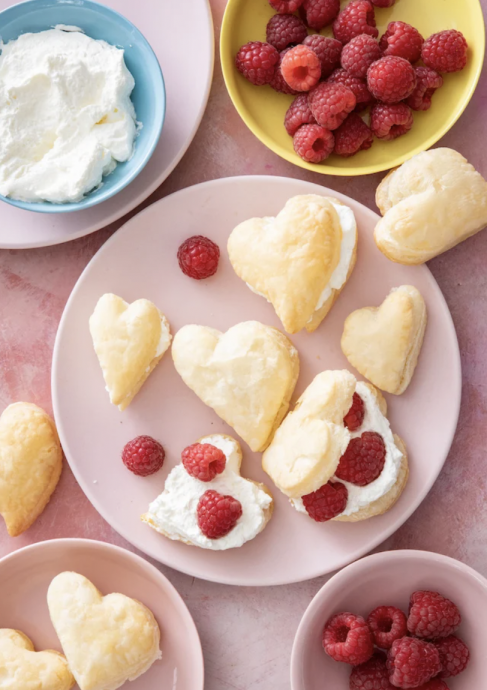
left=269, top=0, right=304, bottom=12
left=269, top=48, right=300, bottom=95
left=177, top=235, right=220, bottom=280
left=323, top=612, right=374, bottom=665
left=309, top=82, right=356, bottom=130
left=181, top=443, right=226, bottom=482
left=196, top=489, right=242, bottom=539
left=302, top=480, right=348, bottom=520
left=122, top=436, right=165, bottom=476
left=328, top=68, right=375, bottom=111
left=301, top=0, right=340, bottom=31
left=388, top=638, right=441, bottom=689
left=336, top=431, right=386, bottom=486
left=333, top=1, right=378, bottom=45
left=281, top=45, right=322, bottom=91
left=371, top=0, right=395, bottom=6
left=344, top=393, right=365, bottom=431
left=380, top=21, right=424, bottom=63
left=266, top=14, right=308, bottom=52
left=415, top=681, right=449, bottom=690
left=350, top=652, right=395, bottom=689
left=434, top=635, right=470, bottom=678
left=303, top=35, right=342, bottom=78
left=408, top=591, right=461, bottom=639
left=284, top=94, right=316, bottom=136
left=370, top=103, right=413, bottom=140
left=235, top=41, right=279, bottom=86
left=406, top=67, right=443, bottom=111
left=422, top=30, right=468, bottom=73
left=367, top=606, right=408, bottom=649
left=341, top=35, right=382, bottom=79
left=293, top=124, right=335, bottom=163
left=334, top=113, right=373, bottom=157
left=367, top=56, right=416, bottom=103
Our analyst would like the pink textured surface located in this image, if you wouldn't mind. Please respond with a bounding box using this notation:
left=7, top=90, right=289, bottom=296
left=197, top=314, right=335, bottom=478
left=0, top=1, right=486, bottom=687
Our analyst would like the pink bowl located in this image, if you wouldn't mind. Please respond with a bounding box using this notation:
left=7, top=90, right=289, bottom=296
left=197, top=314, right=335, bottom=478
left=291, top=550, right=486, bottom=689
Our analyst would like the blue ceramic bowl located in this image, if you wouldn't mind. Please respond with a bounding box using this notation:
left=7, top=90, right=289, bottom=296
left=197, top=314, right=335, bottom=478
left=0, top=0, right=165, bottom=213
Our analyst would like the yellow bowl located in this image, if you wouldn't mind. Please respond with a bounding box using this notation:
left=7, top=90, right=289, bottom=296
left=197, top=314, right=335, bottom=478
left=221, top=0, right=485, bottom=176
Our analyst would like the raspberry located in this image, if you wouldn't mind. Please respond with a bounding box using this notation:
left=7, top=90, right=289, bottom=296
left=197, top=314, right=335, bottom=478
left=333, top=1, right=378, bottom=45
left=181, top=443, right=226, bottom=482
left=341, top=35, right=382, bottom=79
left=302, top=480, right=348, bottom=520
left=269, top=48, right=300, bottom=95
left=328, top=68, right=375, bottom=111
left=415, top=681, right=449, bottom=690
left=293, top=124, right=335, bottom=163
left=350, top=653, right=395, bottom=689
left=196, top=489, right=242, bottom=539
left=281, top=45, right=322, bottom=91
left=266, top=14, right=308, bottom=52
left=335, top=431, right=386, bottom=486
left=344, top=393, right=365, bottom=431
left=371, top=103, right=413, bottom=140
left=434, top=635, right=470, bottom=678
left=177, top=235, right=220, bottom=280
left=284, top=94, right=316, bottom=136
left=301, top=0, right=340, bottom=31
left=422, top=30, right=468, bottom=73
left=303, top=35, right=342, bottom=78
left=122, top=436, right=165, bottom=476
left=334, top=113, right=373, bottom=157
left=269, top=0, right=304, bottom=12
left=388, top=638, right=441, bottom=689
left=323, top=612, right=374, bottom=665
left=380, top=21, right=424, bottom=63
left=309, top=82, right=356, bottom=130
left=367, top=606, right=408, bottom=649
left=408, top=591, right=461, bottom=639
left=371, top=0, right=395, bottom=5
left=235, top=41, right=279, bottom=86
left=406, top=67, right=443, bottom=111
left=367, top=56, right=416, bottom=103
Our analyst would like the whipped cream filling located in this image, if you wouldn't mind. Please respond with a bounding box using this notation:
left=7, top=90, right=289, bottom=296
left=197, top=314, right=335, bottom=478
left=155, top=318, right=172, bottom=357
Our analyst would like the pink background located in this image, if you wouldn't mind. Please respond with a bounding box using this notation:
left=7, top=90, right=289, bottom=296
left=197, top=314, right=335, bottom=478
left=0, top=1, right=486, bottom=688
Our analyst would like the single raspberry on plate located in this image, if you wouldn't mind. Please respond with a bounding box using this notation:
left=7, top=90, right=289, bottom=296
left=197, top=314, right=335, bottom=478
left=269, top=0, right=304, bottom=12
left=235, top=41, right=279, bottom=86
left=301, top=0, right=340, bottom=31
left=308, top=82, right=356, bottom=130
left=350, top=652, right=395, bottom=689
left=328, top=68, right=375, bottom=111
left=181, top=443, right=226, bottom=482
left=323, top=612, right=374, bottom=665
left=380, top=21, right=424, bottom=63
left=434, top=635, right=470, bottom=678
left=122, top=436, right=165, bottom=476
left=388, top=638, right=441, bottom=688
left=333, top=1, right=378, bottom=45
left=333, top=113, right=373, bottom=157
left=341, top=34, right=382, bottom=79
left=197, top=489, right=242, bottom=539
left=281, top=45, right=322, bottom=91
left=335, top=431, right=386, bottom=486
left=370, top=103, right=413, bottom=140
left=422, top=30, right=468, bottom=73
left=408, top=591, right=461, bottom=639
left=367, top=56, right=416, bottom=103
left=284, top=94, right=316, bottom=136
left=303, top=35, right=342, bottom=78
left=406, top=67, right=443, bottom=111
left=177, top=235, right=220, bottom=280
left=266, top=14, right=308, bottom=52
left=371, top=0, right=395, bottom=6
left=269, top=48, right=300, bottom=94
left=293, top=124, right=335, bottom=163
left=344, top=392, right=365, bottom=431
left=302, top=480, right=347, bottom=520
left=367, top=606, right=408, bottom=649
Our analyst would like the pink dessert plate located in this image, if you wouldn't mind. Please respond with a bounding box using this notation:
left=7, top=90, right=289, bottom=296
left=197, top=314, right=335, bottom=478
left=0, top=538, right=204, bottom=690
left=52, top=175, right=461, bottom=586
left=0, top=0, right=213, bottom=249
left=291, top=550, right=485, bottom=689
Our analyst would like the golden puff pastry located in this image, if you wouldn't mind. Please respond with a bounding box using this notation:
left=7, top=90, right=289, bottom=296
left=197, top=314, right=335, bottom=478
left=0, top=402, right=62, bottom=537
left=172, top=321, right=299, bottom=452
left=0, top=628, right=74, bottom=690
left=375, top=148, right=487, bottom=264
left=341, top=286, right=427, bottom=395
left=228, top=194, right=358, bottom=334
left=47, top=572, right=161, bottom=690
left=89, top=293, right=171, bottom=411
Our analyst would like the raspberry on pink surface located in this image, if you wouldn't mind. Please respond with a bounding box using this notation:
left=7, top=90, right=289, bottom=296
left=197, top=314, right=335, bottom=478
left=303, top=35, right=342, bottom=78
left=344, top=392, right=365, bottom=431
left=122, top=436, right=165, bottom=476
left=328, top=68, right=375, bottom=111
left=406, top=67, right=443, bottom=111
left=235, top=41, right=279, bottom=86
left=367, top=606, right=408, bottom=649
left=350, top=652, right=395, bottom=689
left=422, top=30, right=468, bottom=73
left=284, top=94, right=316, bottom=136
left=323, top=612, right=374, bottom=665
left=336, top=431, right=386, bottom=485
left=367, top=56, right=416, bottom=104
left=408, top=590, right=461, bottom=639
left=434, top=635, right=470, bottom=678
left=266, top=14, right=308, bottom=52
left=380, top=21, right=424, bottom=63
left=177, top=235, right=220, bottom=280
left=281, top=45, right=322, bottom=91
left=341, top=34, right=382, bottom=79
left=269, top=48, right=300, bottom=95
left=388, top=638, right=441, bottom=688
left=197, top=489, right=243, bottom=539
left=181, top=443, right=226, bottom=482
left=308, top=82, right=356, bottom=130
left=370, top=103, right=413, bottom=140
left=333, top=113, right=373, bottom=157
left=333, top=1, right=378, bottom=45
left=301, top=0, right=340, bottom=31
left=268, top=0, right=304, bottom=12
left=302, top=480, right=347, bottom=520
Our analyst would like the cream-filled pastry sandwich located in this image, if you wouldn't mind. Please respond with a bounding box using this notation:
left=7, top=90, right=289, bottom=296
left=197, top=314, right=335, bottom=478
left=172, top=321, right=299, bottom=451
left=262, top=370, right=408, bottom=523
left=375, top=148, right=487, bottom=265
left=142, top=434, right=273, bottom=550
left=89, top=293, right=171, bottom=411
left=227, top=195, right=358, bottom=334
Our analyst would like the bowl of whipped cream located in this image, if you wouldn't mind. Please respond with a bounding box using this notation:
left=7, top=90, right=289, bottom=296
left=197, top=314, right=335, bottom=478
left=0, top=0, right=165, bottom=212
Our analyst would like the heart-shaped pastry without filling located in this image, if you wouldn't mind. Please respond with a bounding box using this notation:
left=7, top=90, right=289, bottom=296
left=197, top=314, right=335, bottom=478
left=48, top=572, right=161, bottom=690
left=228, top=195, right=357, bottom=334
left=0, top=402, right=62, bottom=537
left=172, top=321, right=300, bottom=452
left=341, top=285, right=427, bottom=395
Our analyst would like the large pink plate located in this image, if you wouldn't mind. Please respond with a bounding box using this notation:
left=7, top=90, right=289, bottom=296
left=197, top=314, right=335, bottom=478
left=52, top=176, right=461, bottom=586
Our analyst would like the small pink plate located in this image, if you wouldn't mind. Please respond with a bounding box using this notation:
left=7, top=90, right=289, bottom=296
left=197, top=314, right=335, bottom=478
left=291, top=550, right=486, bottom=689
left=0, top=538, right=204, bottom=690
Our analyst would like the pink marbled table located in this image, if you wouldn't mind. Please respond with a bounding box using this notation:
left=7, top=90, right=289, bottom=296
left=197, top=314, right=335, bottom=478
left=1, top=2, right=487, bottom=688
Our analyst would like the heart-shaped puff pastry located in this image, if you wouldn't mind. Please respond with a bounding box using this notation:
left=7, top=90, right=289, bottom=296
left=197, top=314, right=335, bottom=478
left=375, top=148, right=487, bottom=264
left=341, top=286, right=427, bottom=395
left=0, top=402, right=62, bottom=537
left=0, top=629, right=74, bottom=690
left=89, top=294, right=171, bottom=411
left=172, top=321, right=299, bottom=451
left=47, top=572, right=161, bottom=690
left=228, top=195, right=357, bottom=334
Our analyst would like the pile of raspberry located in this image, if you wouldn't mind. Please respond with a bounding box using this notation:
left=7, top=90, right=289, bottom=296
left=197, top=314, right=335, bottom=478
left=322, top=590, right=470, bottom=688
left=235, top=0, right=469, bottom=163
